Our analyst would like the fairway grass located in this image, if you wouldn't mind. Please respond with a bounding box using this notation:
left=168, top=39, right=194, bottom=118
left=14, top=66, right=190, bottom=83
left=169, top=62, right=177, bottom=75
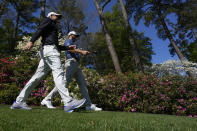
left=0, top=105, right=196, bottom=131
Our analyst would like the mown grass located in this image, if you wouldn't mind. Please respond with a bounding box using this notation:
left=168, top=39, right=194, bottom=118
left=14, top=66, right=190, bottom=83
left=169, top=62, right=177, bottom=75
left=0, top=105, right=196, bottom=131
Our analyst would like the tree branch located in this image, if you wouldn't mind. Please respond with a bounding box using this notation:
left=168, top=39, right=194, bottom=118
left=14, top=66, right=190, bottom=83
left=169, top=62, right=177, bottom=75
left=102, top=0, right=111, bottom=11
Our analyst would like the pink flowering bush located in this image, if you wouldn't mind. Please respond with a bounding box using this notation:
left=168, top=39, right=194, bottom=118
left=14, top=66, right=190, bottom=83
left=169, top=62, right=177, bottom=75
left=0, top=54, right=79, bottom=106
left=0, top=54, right=197, bottom=117
left=0, top=54, right=49, bottom=105
left=83, top=70, right=197, bottom=117
left=0, top=56, right=18, bottom=104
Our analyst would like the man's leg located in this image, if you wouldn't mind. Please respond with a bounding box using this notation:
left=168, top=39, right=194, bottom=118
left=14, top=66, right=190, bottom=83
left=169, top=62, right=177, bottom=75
left=46, top=58, right=95, bottom=107
left=41, top=87, right=58, bottom=108
left=75, top=65, right=102, bottom=111
left=44, top=56, right=86, bottom=112
left=43, top=87, right=58, bottom=101
left=44, top=59, right=77, bottom=101
left=16, top=59, right=50, bottom=103
left=11, top=59, right=50, bottom=109
left=44, top=55, right=72, bottom=104
left=46, top=56, right=86, bottom=112
left=74, top=67, right=92, bottom=107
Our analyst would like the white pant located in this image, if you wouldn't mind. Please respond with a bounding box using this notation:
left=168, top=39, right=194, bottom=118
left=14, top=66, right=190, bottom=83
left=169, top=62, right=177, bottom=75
left=44, top=58, right=92, bottom=106
left=16, top=45, right=72, bottom=105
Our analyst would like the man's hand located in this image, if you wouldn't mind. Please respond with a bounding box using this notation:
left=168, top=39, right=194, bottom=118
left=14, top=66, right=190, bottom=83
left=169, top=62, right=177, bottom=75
left=68, top=45, right=76, bottom=50
left=81, top=51, right=90, bottom=56
left=68, top=49, right=89, bottom=55
left=24, top=42, right=34, bottom=51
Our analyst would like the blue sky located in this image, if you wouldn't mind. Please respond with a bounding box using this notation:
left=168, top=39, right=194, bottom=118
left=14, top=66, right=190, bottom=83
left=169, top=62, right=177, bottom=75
left=84, top=0, right=180, bottom=64
left=131, top=18, right=179, bottom=64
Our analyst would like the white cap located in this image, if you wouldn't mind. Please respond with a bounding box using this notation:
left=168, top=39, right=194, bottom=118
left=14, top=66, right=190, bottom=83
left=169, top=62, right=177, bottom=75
left=68, top=31, right=80, bottom=37
left=47, top=12, right=62, bottom=18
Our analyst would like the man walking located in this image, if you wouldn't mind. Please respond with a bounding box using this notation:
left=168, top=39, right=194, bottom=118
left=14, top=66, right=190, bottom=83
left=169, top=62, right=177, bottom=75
left=41, top=31, right=102, bottom=111
left=11, top=12, right=86, bottom=112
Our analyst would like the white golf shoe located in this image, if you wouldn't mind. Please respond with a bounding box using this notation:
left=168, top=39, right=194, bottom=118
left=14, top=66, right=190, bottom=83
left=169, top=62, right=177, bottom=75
left=86, top=104, right=102, bottom=111
left=64, top=98, right=86, bottom=112
left=41, top=99, right=56, bottom=109
left=10, top=101, right=32, bottom=110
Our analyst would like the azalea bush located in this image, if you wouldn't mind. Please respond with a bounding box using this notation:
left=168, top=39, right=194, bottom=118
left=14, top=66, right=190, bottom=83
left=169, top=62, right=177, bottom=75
left=0, top=34, right=69, bottom=105
left=0, top=54, right=49, bottom=105
left=83, top=70, right=197, bottom=117
left=0, top=54, right=197, bottom=117
left=0, top=55, right=18, bottom=104
left=0, top=53, right=84, bottom=106
left=117, top=74, right=197, bottom=116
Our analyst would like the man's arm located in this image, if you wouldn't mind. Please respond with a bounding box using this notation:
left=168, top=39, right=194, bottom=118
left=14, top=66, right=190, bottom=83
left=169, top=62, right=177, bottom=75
left=24, top=18, right=51, bottom=50
left=68, top=49, right=89, bottom=55
left=64, top=40, right=89, bottom=55
left=30, top=18, right=51, bottom=43
left=61, top=40, right=76, bottom=51
left=57, top=45, right=76, bottom=51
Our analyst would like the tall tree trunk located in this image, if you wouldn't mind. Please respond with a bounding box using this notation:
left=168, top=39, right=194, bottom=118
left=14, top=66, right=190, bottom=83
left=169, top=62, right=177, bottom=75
left=154, top=2, right=194, bottom=77
left=11, top=11, right=20, bottom=51
left=0, top=0, right=8, bottom=18
left=160, top=17, right=185, bottom=62
left=94, top=0, right=122, bottom=73
left=155, top=4, right=186, bottom=62
left=118, top=0, right=143, bottom=72
left=40, top=0, right=46, bottom=20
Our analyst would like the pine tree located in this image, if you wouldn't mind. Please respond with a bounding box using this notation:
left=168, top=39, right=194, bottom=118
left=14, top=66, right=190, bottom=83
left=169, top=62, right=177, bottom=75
left=0, top=0, right=40, bottom=52
left=94, top=0, right=122, bottom=73
left=175, top=0, right=197, bottom=41
left=8, top=0, right=40, bottom=52
left=171, top=0, right=197, bottom=62
left=126, top=0, right=186, bottom=63
left=0, top=0, right=8, bottom=18
left=118, top=0, right=143, bottom=72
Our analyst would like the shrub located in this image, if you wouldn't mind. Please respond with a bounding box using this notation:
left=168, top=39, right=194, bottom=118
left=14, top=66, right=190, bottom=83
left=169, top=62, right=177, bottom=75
left=0, top=55, right=196, bottom=117
left=84, top=70, right=197, bottom=117
left=0, top=53, right=84, bottom=106
left=0, top=54, right=48, bottom=105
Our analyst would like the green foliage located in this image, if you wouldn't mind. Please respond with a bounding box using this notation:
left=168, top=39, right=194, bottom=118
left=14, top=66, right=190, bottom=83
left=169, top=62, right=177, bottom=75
left=0, top=54, right=36, bottom=104
left=10, top=0, right=40, bottom=27
left=0, top=54, right=197, bottom=117
left=168, top=0, right=197, bottom=62
left=170, top=37, right=197, bottom=62
left=82, top=69, right=197, bottom=116
left=0, top=0, right=40, bottom=53
left=0, top=53, right=48, bottom=105
left=0, top=19, right=14, bottom=53
left=126, top=0, right=175, bottom=40
left=175, top=0, right=197, bottom=36
left=185, top=42, right=197, bottom=62
left=126, top=0, right=197, bottom=63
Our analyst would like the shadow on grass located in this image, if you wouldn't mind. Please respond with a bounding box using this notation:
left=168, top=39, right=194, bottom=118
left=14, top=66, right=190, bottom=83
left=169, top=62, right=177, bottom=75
left=31, top=106, right=96, bottom=113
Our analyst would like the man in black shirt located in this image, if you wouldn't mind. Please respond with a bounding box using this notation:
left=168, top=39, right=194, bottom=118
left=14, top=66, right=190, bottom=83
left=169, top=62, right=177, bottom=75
left=11, top=12, right=86, bottom=112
